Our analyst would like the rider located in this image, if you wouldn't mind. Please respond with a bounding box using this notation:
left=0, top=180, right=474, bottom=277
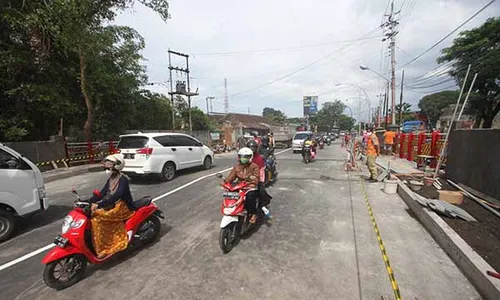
left=224, top=147, right=260, bottom=224
left=90, top=154, right=134, bottom=258
left=252, top=131, right=262, bottom=147
left=246, top=140, right=273, bottom=213
left=303, top=134, right=317, bottom=159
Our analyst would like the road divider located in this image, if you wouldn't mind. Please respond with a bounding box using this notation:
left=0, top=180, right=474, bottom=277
left=0, top=148, right=290, bottom=272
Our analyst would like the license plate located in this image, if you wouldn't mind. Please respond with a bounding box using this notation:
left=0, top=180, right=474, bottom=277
left=54, top=235, right=68, bottom=248
left=223, top=192, right=239, bottom=199
left=123, top=153, right=135, bottom=159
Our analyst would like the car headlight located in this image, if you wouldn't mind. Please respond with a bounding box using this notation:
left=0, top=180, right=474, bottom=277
left=62, top=215, right=73, bottom=234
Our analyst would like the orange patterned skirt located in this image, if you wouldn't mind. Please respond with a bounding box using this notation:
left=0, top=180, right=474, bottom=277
left=91, top=200, right=134, bottom=257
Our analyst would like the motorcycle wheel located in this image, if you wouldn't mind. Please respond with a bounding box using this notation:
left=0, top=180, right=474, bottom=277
left=137, top=216, right=161, bottom=245
left=43, top=254, right=87, bottom=290
left=219, top=222, right=238, bottom=254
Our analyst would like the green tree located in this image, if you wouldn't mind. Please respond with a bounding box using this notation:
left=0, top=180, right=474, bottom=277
left=262, top=107, right=287, bottom=124
left=395, top=102, right=414, bottom=124
left=337, top=114, right=355, bottom=130
left=437, top=17, right=500, bottom=128
left=310, top=100, right=346, bottom=129
left=418, top=90, right=461, bottom=127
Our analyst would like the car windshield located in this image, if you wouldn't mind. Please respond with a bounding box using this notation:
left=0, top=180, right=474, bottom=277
left=294, top=133, right=309, bottom=140
left=117, top=136, right=149, bottom=149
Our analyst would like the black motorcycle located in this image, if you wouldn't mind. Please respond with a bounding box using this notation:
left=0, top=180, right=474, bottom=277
left=302, top=144, right=312, bottom=164
left=264, top=154, right=278, bottom=186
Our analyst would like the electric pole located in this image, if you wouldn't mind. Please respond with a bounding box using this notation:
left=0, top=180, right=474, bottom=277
left=224, top=78, right=229, bottom=114
left=382, top=0, right=399, bottom=125
left=399, top=70, right=405, bottom=124
left=168, top=49, right=199, bottom=134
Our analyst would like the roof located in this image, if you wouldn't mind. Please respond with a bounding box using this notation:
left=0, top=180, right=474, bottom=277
left=119, top=132, right=189, bottom=138
left=210, top=113, right=278, bottom=129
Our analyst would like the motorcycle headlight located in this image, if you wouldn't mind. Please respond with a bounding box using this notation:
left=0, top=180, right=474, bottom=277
left=62, top=215, right=73, bottom=234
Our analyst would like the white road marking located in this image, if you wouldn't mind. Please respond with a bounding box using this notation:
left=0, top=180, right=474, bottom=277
left=0, top=148, right=290, bottom=272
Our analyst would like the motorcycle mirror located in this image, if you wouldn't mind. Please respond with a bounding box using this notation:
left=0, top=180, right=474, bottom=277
left=215, top=173, right=223, bottom=179
left=72, top=188, right=78, bottom=194
left=93, top=189, right=102, bottom=197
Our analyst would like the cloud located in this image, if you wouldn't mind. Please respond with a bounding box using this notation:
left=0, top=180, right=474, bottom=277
left=114, top=0, right=500, bottom=120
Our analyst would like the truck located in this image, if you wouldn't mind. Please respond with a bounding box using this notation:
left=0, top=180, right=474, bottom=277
left=271, top=124, right=297, bottom=148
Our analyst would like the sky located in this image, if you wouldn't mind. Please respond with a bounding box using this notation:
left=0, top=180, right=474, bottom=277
left=114, top=0, right=499, bottom=121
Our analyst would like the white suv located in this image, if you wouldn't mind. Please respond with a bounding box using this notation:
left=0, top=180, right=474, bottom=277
left=117, top=133, right=215, bottom=181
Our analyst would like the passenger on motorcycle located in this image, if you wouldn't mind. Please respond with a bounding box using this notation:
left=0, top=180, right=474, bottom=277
left=90, top=154, right=134, bottom=258
left=224, top=147, right=260, bottom=224
left=246, top=140, right=273, bottom=213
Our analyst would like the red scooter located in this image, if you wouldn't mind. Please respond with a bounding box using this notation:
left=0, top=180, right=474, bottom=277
left=217, top=174, right=260, bottom=254
left=42, top=189, right=164, bottom=290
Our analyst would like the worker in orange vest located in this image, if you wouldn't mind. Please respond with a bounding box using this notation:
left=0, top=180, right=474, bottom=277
left=366, top=126, right=380, bottom=182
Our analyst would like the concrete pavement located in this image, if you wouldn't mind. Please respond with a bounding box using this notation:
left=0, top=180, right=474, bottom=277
left=0, top=143, right=480, bottom=299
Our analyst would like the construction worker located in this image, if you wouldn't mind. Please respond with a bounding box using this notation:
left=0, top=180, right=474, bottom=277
left=365, top=126, right=380, bottom=182
left=383, top=128, right=396, bottom=155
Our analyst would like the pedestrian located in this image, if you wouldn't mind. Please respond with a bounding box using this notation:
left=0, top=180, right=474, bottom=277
left=365, top=126, right=380, bottom=182
left=383, top=128, right=396, bottom=155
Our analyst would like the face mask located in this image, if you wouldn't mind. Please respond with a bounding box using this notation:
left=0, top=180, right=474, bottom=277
left=240, top=157, right=250, bottom=164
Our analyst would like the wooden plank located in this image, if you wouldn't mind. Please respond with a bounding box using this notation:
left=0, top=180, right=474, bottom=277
left=458, top=183, right=500, bottom=207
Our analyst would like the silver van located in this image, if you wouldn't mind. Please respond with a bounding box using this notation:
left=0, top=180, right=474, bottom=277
left=0, top=143, right=49, bottom=242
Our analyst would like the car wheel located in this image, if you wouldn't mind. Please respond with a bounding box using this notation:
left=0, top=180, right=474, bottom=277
left=0, top=209, right=16, bottom=242
left=202, top=156, right=212, bottom=170
left=159, top=162, right=176, bottom=182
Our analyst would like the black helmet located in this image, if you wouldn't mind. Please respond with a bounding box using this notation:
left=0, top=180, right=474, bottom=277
left=246, top=139, right=258, bottom=153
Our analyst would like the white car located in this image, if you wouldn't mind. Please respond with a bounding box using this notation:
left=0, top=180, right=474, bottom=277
left=292, top=131, right=312, bottom=153
left=117, top=133, right=215, bottom=181
left=0, top=143, right=49, bottom=242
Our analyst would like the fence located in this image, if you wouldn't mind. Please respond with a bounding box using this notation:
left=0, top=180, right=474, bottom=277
left=64, top=140, right=118, bottom=167
left=391, top=131, right=447, bottom=168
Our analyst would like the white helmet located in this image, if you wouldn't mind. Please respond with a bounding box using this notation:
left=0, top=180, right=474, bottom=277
left=237, top=147, right=253, bottom=164
left=103, top=154, right=125, bottom=172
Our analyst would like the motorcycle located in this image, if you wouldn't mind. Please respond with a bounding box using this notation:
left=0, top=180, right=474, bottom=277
left=302, top=144, right=313, bottom=164
left=42, top=189, right=164, bottom=290
left=326, top=137, right=331, bottom=146
left=319, top=140, right=325, bottom=149
left=217, top=175, right=262, bottom=254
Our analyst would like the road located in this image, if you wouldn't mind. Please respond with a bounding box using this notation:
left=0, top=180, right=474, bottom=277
left=0, top=144, right=481, bottom=300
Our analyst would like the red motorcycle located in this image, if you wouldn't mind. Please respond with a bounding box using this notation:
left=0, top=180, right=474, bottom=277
left=319, top=140, right=325, bottom=149
left=42, top=189, right=164, bottom=290
left=217, top=174, right=259, bottom=254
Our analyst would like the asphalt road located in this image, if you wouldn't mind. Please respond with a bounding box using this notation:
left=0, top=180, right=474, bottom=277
left=0, top=144, right=481, bottom=300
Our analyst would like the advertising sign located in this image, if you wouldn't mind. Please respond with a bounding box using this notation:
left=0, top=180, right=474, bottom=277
left=303, top=96, right=318, bottom=116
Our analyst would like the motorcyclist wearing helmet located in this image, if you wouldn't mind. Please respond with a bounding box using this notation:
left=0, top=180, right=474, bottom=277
left=224, top=147, right=260, bottom=223
left=89, top=154, right=134, bottom=258
left=303, top=134, right=317, bottom=159
left=252, top=131, right=262, bottom=147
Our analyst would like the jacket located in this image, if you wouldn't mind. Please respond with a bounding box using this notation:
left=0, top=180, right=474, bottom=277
left=91, top=175, right=134, bottom=210
left=225, top=162, right=260, bottom=188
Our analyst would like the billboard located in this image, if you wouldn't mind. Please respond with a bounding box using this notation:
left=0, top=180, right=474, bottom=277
left=303, top=96, right=318, bottom=116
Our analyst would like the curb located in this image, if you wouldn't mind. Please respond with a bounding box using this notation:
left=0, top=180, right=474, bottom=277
left=397, top=182, right=500, bottom=300
left=44, top=165, right=102, bottom=183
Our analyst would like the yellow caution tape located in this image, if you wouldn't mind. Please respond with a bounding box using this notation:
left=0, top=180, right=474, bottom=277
left=35, top=152, right=113, bottom=167
left=359, top=177, right=403, bottom=300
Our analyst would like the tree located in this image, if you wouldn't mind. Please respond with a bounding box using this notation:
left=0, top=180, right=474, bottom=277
left=418, top=90, right=460, bottom=127
left=395, top=102, right=414, bottom=124
left=262, top=107, right=287, bottom=124
left=337, top=114, right=355, bottom=130
left=438, top=17, right=500, bottom=128
left=310, top=100, right=346, bottom=130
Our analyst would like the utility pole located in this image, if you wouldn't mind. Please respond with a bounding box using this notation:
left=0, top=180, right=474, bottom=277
left=224, top=78, right=229, bottom=114
left=168, top=49, right=198, bottom=134
left=399, top=70, right=405, bottom=124
left=376, top=93, right=384, bottom=127
left=382, top=0, right=399, bottom=125
left=384, top=83, right=389, bottom=129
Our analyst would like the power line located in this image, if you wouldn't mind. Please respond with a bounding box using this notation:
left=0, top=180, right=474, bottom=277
left=399, top=0, right=497, bottom=69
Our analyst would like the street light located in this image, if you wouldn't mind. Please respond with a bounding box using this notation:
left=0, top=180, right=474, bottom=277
left=334, top=83, right=371, bottom=125
left=359, top=65, right=395, bottom=125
